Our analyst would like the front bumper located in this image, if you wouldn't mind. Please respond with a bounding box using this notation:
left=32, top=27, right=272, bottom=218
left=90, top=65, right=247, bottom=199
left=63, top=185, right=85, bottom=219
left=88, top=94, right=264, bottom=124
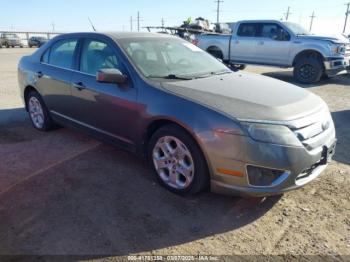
left=206, top=128, right=336, bottom=197
left=324, top=56, right=350, bottom=76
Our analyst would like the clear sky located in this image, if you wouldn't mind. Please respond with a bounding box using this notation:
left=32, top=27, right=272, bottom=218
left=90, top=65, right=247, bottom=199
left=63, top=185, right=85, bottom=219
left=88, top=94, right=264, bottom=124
left=0, top=0, right=348, bottom=35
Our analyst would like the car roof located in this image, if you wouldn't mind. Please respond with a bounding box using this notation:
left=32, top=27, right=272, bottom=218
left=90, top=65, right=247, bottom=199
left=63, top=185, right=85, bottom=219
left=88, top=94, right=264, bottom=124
left=237, top=20, right=284, bottom=23
left=56, top=31, right=177, bottom=40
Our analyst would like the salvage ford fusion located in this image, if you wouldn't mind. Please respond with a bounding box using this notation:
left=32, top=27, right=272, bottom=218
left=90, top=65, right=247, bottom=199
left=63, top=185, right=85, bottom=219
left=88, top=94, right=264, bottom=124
left=18, top=32, right=336, bottom=196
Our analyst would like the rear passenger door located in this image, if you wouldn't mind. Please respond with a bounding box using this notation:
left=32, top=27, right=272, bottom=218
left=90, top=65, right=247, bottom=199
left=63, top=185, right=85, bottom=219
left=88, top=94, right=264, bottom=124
left=230, top=23, right=259, bottom=63
left=69, top=38, right=138, bottom=146
left=36, top=38, right=78, bottom=117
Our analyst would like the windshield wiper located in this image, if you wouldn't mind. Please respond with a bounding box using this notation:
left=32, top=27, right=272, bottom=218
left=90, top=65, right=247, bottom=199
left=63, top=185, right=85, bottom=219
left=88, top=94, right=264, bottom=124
left=193, top=70, right=232, bottom=79
left=147, top=74, right=194, bottom=80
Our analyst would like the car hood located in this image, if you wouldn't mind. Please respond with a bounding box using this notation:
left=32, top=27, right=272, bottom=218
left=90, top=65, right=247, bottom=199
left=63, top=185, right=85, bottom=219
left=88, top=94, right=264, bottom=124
left=297, top=34, right=349, bottom=44
left=160, top=72, right=326, bottom=122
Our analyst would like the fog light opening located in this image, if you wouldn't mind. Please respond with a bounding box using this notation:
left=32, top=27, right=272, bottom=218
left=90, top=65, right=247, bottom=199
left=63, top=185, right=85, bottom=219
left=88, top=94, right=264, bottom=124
left=247, top=165, right=286, bottom=187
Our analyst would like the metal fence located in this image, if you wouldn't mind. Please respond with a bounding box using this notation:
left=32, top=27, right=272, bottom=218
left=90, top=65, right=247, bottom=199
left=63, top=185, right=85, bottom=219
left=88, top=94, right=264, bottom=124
left=0, top=31, right=65, bottom=46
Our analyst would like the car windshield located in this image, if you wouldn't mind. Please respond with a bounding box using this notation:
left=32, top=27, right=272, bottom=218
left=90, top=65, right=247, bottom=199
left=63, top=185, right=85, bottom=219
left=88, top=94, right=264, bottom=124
left=119, top=37, right=231, bottom=79
left=283, top=22, right=310, bottom=35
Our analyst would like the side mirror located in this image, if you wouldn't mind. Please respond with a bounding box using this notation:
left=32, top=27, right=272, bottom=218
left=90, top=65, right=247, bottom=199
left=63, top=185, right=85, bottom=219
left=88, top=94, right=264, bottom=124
left=97, top=68, right=127, bottom=84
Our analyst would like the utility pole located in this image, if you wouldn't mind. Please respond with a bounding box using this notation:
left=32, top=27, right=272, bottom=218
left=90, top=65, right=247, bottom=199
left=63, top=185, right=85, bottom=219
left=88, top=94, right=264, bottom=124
left=215, top=0, right=224, bottom=23
left=161, top=18, right=165, bottom=28
left=51, top=22, right=55, bottom=32
left=130, top=16, right=133, bottom=32
left=344, top=2, right=350, bottom=33
left=284, top=6, right=292, bottom=21
left=309, top=11, right=315, bottom=32
left=137, top=11, right=140, bottom=32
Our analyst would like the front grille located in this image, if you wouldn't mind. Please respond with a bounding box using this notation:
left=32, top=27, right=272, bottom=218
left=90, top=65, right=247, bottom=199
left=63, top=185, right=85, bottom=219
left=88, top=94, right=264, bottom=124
left=290, top=109, right=334, bottom=151
left=345, top=44, right=350, bottom=56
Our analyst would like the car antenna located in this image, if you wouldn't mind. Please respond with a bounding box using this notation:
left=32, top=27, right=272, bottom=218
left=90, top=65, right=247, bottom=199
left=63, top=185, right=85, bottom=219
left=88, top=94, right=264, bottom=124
left=88, top=17, right=97, bottom=32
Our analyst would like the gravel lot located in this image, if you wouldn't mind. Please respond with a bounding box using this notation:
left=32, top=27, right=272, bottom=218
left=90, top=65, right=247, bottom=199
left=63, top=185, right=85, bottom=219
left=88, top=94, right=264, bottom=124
left=0, top=48, right=349, bottom=258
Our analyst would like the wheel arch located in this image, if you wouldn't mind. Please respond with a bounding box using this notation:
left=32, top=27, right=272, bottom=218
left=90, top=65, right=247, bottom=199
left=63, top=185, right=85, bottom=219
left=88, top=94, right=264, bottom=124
left=206, top=45, right=224, bottom=59
left=292, top=49, right=325, bottom=67
left=23, top=85, right=39, bottom=111
left=142, top=118, right=212, bottom=175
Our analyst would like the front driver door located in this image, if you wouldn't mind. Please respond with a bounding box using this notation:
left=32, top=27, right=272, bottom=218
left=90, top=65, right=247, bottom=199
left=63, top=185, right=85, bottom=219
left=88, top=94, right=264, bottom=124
left=69, top=38, right=138, bottom=146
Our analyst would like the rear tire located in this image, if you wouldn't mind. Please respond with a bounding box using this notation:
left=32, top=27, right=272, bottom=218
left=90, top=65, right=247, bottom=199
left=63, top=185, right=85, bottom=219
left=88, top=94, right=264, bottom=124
left=148, top=124, right=209, bottom=196
left=26, top=91, right=56, bottom=131
left=231, top=64, right=246, bottom=71
left=207, top=49, right=223, bottom=60
left=293, top=57, right=323, bottom=84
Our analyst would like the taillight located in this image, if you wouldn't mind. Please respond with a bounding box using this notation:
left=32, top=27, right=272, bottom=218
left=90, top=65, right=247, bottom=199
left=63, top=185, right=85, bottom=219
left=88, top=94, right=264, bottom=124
left=192, top=39, right=199, bottom=46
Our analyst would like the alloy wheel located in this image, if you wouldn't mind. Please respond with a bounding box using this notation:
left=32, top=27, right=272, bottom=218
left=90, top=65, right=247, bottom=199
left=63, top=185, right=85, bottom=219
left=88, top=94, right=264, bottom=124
left=28, top=96, right=45, bottom=129
left=152, top=136, right=195, bottom=190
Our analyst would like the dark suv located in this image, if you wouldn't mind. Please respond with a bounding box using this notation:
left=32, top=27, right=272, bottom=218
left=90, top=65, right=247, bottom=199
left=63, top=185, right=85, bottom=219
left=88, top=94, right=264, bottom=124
left=28, top=36, right=48, bottom=48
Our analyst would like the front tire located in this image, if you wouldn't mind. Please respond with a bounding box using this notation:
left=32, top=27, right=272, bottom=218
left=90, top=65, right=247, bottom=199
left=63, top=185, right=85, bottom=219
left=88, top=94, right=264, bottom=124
left=26, top=91, right=55, bottom=131
left=293, top=57, right=323, bottom=84
left=148, top=124, right=209, bottom=195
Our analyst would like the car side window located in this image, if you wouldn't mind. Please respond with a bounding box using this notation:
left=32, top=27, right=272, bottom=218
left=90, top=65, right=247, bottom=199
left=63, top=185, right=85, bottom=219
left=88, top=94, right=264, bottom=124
left=80, top=39, right=119, bottom=76
left=237, top=23, right=259, bottom=37
left=261, top=23, right=290, bottom=41
left=48, top=39, right=78, bottom=69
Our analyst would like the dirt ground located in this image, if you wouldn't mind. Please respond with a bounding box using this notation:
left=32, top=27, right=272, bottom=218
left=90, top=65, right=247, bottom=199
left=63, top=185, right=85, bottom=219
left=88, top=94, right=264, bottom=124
left=0, top=48, right=349, bottom=259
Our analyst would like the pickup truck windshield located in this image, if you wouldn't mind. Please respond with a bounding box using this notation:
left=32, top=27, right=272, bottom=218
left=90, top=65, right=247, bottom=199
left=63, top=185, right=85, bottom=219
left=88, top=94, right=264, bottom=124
left=120, top=37, right=231, bottom=79
left=283, top=22, right=310, bottom=35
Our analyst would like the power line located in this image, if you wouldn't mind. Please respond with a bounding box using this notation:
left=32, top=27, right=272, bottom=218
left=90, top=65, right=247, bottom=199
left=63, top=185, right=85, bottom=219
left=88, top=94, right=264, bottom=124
left=344, top=2, right=350, bottom=33
left=309, top=11, right=316, bottom=32
left=215, top=0, right=224, bottom=23
left=284, top=6, right=292, bottom=21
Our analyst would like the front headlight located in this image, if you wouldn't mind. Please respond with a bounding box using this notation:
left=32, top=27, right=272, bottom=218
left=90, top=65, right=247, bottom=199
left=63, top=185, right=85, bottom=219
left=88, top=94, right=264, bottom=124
left=330, top=44, right=345, bottom=55
left=241, top=122, right=301, bottom=146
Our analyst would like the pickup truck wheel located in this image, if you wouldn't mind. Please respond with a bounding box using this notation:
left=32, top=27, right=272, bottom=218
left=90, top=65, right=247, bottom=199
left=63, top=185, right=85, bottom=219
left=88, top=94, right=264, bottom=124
left=208, top=50, right=223, bottom=60
left=293, top=57, right=323, bottom=84
left=231, top=64, right=246, bottom=71
left=148, top=124, right=209, bottom=196
left=26, top=91, right=56, bottom=131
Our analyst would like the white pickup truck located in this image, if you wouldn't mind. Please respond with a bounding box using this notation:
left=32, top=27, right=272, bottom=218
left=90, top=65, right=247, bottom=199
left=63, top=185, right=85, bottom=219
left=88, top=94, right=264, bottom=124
left=195, top=20, right=350, bottom=84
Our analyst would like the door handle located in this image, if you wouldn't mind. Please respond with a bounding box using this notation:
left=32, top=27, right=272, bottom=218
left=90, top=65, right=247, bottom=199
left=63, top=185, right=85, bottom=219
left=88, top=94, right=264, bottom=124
left=36, top=71, right=43, bottom=78
left=235, top=40, right=240, bottom=44
left=72, top=82, right=86, bottom=91
left=258, top=41, right=264, bottom=45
